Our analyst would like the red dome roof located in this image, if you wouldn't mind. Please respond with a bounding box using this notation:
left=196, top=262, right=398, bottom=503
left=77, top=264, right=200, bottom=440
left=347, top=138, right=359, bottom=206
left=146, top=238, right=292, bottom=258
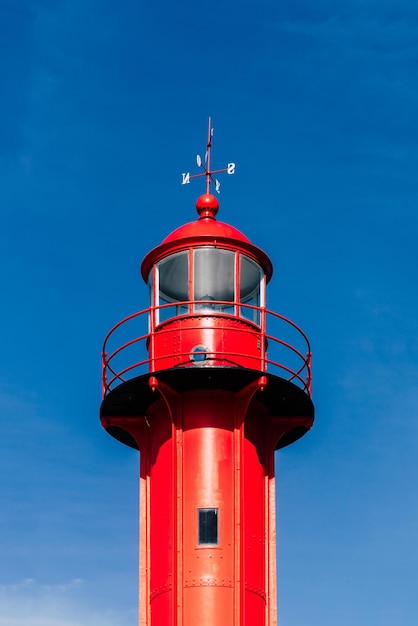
left=141, top=195, right=273, bottom=282
left=162, top=217, right=251, bottom=245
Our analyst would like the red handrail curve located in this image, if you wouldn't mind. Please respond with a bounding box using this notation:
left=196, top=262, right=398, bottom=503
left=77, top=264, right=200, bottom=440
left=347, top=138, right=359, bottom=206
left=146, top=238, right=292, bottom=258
left=102, top=302, right=312, bottom=398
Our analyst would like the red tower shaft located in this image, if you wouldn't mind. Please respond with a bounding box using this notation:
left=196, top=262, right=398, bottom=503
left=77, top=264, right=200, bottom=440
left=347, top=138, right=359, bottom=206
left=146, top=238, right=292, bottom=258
left=100, top=191, right=314, bottom=625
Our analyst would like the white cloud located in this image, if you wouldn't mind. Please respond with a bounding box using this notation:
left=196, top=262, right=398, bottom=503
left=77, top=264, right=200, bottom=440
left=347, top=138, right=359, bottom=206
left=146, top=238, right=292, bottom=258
left=0, top=579, right=135, bottom=626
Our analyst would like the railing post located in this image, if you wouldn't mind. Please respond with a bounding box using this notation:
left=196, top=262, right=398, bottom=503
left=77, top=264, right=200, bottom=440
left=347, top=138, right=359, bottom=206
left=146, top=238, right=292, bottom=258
left=148, top=265, right=158, bottom=373
left=260, top=306, right=267, bottom=372
left=148, top=305, right=155, bottom=373
left=101, top=351, right=107, bottom=399
left=306, top=351, right=312, bottom=396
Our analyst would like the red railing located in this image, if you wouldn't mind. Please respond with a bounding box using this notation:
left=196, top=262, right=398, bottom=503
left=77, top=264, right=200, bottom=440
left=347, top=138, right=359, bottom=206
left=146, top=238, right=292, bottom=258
left=102, top=302, right=312, bottom=398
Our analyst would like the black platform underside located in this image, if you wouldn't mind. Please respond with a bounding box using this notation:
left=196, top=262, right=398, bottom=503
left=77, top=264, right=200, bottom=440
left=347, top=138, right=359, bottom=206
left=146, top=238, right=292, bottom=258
left=100, top=367, right=314, bottom=451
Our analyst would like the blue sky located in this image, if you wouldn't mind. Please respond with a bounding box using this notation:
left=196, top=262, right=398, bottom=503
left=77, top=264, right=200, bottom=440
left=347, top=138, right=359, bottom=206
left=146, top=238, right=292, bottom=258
left=1, top=0, right=418, bottom=624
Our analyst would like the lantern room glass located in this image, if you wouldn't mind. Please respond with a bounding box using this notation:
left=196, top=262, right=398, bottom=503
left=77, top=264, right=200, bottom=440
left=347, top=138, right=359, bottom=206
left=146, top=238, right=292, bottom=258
left=152, top=248, right=264, bottom=326
left=240, top=256, right=262, bottom=325
left=156, top=251, right=189, bottom=323
left=194, top=248, right=235, bottom=314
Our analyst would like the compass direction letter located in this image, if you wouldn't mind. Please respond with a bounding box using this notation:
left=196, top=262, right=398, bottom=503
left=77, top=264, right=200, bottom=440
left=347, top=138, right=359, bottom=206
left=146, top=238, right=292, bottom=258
left=181, top=172, right=191, bottom=185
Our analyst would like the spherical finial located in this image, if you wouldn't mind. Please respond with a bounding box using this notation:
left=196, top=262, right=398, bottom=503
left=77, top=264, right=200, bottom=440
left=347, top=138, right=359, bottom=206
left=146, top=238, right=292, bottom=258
left=196, top=194, right=219, bottom=220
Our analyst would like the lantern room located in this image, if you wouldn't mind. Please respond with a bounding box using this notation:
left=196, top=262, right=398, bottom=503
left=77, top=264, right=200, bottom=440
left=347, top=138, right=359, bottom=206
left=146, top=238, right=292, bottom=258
left=141, top=193, right=273, bottom=372
left=101, top=192, right=312, bottom=404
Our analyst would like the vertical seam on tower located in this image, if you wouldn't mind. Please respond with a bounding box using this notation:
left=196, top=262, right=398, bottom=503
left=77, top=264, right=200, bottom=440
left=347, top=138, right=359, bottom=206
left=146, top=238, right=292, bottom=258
left=139, top=437, right=151, bottom=626
left=264, top=449, right=269, bottom=626
left=267, top=448, right=277, bottom=626
left=146, top=462, right=151, bottom=626
left=233, top=398, right=242, bottom=626
left=174, top=395, right=183, bottom=626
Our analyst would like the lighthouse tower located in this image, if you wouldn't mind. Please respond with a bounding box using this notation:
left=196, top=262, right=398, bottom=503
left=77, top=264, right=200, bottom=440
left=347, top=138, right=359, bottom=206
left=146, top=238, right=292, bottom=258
left=100, top=121, right=314, bottom=626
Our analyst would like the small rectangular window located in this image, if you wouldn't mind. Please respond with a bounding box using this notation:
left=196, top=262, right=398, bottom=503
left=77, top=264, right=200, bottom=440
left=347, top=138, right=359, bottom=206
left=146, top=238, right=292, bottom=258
left=198, top=508, right=218, bottom=545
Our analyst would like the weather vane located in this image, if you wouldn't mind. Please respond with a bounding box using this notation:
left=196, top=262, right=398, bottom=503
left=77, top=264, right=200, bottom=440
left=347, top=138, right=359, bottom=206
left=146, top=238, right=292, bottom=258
left=181, top=117, right=235, bottom=194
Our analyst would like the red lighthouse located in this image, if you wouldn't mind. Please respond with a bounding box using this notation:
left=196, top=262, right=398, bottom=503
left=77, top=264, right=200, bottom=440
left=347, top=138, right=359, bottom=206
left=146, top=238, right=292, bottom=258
left=100, top=121, right=314, bottom=626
